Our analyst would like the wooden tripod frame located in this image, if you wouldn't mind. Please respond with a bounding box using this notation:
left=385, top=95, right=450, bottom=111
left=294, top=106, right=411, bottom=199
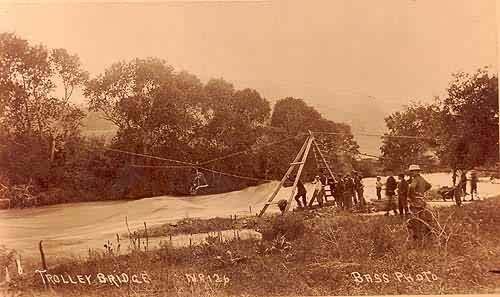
left=258, top=131, right=336, bottom=217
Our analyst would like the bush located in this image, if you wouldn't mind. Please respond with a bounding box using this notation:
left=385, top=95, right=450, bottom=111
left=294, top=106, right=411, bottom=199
left=260, top=213, right=306, bottom=241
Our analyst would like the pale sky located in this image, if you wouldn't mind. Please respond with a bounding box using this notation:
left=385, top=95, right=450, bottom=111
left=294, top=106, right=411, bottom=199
left=0, top=0, right=497, bottom=154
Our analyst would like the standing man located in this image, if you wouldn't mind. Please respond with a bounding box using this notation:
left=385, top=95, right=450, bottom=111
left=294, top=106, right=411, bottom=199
left=407, top=164, right=432, bottom=240
left=291, top=175, right=307, bottom=209
left=320, top=172, right=329, bottom=202
left=397, top=173, right=409, bottom=217
left=385, top=173, right=398, bottom=216
left=320, top=171, right=328, bottom=187
left=452, top=169, right=457, bottom=186
left=460, top=170, right=468, bottom=196
left=309, top=175, right=325, bottom=207
left=375, top=176, right=383, bottom=200
left=343, top=174, right=354, bottom=210
left=355, top=172, right=365, bottom=209
left=470, top=170, right=478, bottom=201
left=335, top=175, right=345, bottom=209
left=351, top=171, right=359, bottom=205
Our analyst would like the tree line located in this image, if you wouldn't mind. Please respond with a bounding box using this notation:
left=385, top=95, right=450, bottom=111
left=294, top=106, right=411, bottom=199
left=380, top=68, right=499, bottom=175
left=0, top=33, right=359, bottom=206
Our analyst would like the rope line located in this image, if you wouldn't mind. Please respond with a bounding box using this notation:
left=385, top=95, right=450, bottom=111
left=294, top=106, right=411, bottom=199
left=197, top=166, right=273, bottom=182
left=102, top=148, right=195, bottom=166
left=312, top=131, right=433, bottom=140
left=129, top=164, right=273, bottom=182
left=199, top=135, right=303, bottom=166
left=128, top=164, right=194, bottom=169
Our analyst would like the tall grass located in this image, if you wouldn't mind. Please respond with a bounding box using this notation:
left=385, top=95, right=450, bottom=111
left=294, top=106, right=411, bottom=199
left=7, top=197, right=500, bottom=296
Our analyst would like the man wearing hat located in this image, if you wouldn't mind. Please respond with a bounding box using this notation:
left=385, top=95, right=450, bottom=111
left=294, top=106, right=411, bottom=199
left=407, top=164, right=433, bottom=240
left=407, top=165, right=431, bottom=207
left=309, top=175, right=324, bottom=207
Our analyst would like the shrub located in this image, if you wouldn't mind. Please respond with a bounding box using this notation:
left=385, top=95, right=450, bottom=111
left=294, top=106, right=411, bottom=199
left=260, top=213, right=306, bottom=241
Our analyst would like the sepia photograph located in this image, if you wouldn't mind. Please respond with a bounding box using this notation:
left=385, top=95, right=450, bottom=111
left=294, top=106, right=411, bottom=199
left=0, top=0, right=499, bottom=296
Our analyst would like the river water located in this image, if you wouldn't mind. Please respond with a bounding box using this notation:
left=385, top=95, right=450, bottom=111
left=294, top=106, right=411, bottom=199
left=0, top=172, right=498, bottom=258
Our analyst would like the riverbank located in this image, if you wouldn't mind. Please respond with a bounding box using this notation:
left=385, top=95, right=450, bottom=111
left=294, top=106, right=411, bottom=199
left=2, top=172, right=499, bottom=259
left=6, top=195, right=500, bottom=297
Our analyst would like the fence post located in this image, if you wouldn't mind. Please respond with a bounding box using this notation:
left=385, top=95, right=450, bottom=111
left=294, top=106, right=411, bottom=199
left=144, top=222, right=149, bottom=252
left=4, top=267, right=11, bottom=283
left=39, top=240, right=47, bottom=270
left=15, top=255, right=23, bottom=275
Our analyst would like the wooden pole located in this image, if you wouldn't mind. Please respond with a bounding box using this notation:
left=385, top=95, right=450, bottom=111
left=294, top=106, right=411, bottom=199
left=258, top=135, right=309, bottom=217
left=15, top=255, right=23, bottom=275
left=284, top=133, right=315, bottom=212
left=39, top=240, right=47, bottom=270
left=144, top=222, right=149, bottom=252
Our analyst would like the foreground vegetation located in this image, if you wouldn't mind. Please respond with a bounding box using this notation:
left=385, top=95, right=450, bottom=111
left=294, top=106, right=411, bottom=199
left=4, top=196, right=500, bottom=297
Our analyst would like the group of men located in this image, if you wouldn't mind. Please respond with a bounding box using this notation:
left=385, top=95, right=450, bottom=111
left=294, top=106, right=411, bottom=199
left=292, top=170, right=366, bottom=210
left=377, top=165, right=432, bottom=218
left=290, top=164, right=435, bottom=240
left=291, top=164, right=433, bottom=218
left=453, top=169, right=479, bottom=201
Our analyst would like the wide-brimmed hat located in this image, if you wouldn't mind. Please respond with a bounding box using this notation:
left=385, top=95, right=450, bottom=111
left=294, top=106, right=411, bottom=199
left=408, top=164, right=422, bottom=171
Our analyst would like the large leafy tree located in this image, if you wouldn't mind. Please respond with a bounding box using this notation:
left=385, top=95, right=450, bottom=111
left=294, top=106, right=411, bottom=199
left=84, top=58, right=207, bottom=159
left=203, top=80, right=270, bottom=155
left=380, top=103, right=438, bottom=171
left=271, top=97, right=322, bottom=135
left=0, top=34, right=87, bottom=142
left=436, top=69, right=498, bottom=170
left=269, top=97, right=359, bottom=177
left=0, top=33, right=88, bottom=186
left=381, top=68, right=498, bottom=174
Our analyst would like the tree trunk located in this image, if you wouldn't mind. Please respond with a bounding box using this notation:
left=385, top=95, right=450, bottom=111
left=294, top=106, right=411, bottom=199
left=49, top=136, right=56, bottom=162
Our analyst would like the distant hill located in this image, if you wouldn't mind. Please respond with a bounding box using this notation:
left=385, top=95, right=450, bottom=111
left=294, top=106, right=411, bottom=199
left=80, top=109, right=117, bottom=142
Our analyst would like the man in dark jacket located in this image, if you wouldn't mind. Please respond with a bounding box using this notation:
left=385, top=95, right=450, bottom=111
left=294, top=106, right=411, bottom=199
left=470, top=170, right=478, bottom=200
left=460, top=170, right=468, bottom=196
left=397, top=173, right=409, bottom=217
left=334, top=176, right=344, bottom=208
left=294, top=177, right=307, bottom=208
left=355, top=172, right=365, bottom=208
left=343, top=174, right=355, bottom=210
left=385, top=173, right=398, bottom=216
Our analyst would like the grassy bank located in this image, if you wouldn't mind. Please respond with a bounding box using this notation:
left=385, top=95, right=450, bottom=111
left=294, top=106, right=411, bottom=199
left=131, top=216, right=259, bottom=239
left=6, top=197, right=500, bottom=297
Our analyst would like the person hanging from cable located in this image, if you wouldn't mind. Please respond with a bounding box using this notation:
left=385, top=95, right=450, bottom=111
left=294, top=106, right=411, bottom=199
left=189, top=167, right=208, bottom=195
